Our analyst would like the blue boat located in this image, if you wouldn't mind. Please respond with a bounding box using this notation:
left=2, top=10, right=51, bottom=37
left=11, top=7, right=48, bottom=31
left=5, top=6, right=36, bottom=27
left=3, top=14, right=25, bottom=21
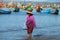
left=0, top=10, right=11, bottom=14
left=41, top=8, right=51, bottom=14
left=0, top=8, right=11, bottom=14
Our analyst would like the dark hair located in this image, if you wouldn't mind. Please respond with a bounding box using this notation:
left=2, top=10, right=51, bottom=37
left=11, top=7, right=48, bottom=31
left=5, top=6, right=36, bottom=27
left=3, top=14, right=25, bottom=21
left=27, top=13, right=33, bottom=16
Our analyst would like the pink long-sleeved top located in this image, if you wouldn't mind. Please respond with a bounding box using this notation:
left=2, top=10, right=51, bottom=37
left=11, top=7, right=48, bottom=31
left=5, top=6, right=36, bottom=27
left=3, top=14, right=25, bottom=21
left=26, top=15, right=36, bottom=28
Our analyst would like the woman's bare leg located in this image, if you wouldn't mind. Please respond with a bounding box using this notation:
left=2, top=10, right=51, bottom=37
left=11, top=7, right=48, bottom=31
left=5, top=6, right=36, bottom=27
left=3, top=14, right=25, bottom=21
left=28, top=33, right=32, bottom=40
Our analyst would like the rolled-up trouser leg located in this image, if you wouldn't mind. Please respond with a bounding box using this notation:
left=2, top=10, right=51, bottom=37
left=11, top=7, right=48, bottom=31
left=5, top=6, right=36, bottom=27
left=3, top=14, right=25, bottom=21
left=27, top=26, right=33, bottom=34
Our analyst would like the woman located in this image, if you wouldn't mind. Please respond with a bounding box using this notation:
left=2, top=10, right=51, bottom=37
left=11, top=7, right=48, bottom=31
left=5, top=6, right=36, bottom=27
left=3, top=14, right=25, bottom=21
left=26, top=6, right=36, bottom=40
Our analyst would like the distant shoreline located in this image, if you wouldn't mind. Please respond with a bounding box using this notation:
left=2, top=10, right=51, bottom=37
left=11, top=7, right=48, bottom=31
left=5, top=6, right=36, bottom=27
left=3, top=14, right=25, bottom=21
left=1, top=1, right=60, bottom=4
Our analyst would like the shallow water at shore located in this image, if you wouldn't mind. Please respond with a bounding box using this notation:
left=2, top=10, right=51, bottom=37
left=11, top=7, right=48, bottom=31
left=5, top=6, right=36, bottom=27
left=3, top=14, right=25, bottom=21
left=0, top=10, right=60, bottom=40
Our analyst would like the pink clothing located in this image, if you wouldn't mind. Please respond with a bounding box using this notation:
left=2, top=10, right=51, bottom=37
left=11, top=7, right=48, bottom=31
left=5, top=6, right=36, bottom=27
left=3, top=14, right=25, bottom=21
left=26, top=15, right=36, bottom=28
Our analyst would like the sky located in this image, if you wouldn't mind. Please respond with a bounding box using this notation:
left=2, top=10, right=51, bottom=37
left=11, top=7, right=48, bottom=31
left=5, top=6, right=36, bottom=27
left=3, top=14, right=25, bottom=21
left=2, top=0, right=60, bottom=2
left=13, top=0, right=60, bottom=2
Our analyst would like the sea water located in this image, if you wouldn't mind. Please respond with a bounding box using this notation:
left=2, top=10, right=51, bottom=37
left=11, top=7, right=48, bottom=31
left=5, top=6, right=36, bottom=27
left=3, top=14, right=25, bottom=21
left=0, top=9, right=60, bottom=40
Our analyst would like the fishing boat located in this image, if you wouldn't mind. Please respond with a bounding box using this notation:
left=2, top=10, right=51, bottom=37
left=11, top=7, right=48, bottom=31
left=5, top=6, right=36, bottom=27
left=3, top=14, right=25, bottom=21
left=51, top=7, right=59, bottom=15
left=36, top=5, right=42, bottom=13
left=41, top=8, right=51, bottom=14
left=0, top=8, right=11, bottom=14
left=0, top=10, right=11, bottom=14
left=13, top=7, right=19, bottom=12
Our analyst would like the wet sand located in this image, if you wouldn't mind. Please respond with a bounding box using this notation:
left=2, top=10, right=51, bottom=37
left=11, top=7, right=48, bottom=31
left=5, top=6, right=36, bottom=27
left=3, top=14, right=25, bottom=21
left=16, top=35, right=60, bottom=40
